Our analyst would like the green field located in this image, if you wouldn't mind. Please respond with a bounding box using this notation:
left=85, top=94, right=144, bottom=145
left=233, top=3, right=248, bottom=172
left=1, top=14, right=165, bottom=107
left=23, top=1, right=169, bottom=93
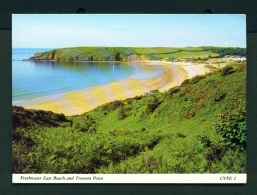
left=13, top=62, right=246, bottom=173
left=30, top=46, right=246, bottom=61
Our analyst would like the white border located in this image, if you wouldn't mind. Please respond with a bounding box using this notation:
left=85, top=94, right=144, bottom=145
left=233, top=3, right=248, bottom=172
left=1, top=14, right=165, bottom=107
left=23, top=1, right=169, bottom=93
left=13, top=174, right=246, bottom=184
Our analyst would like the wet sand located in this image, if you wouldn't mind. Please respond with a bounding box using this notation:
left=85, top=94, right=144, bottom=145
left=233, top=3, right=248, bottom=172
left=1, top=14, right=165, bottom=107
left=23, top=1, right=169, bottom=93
left=13, top=61, right=206, bottom=116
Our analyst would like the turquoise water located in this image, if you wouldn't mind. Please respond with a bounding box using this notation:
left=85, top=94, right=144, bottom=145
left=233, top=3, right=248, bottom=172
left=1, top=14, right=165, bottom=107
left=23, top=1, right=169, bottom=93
left=12, top=48, right=163, bottom=102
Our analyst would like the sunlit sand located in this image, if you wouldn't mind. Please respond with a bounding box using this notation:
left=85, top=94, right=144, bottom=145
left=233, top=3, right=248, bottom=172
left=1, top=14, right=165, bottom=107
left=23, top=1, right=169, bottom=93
left=13, top=62, right=206, bottom=116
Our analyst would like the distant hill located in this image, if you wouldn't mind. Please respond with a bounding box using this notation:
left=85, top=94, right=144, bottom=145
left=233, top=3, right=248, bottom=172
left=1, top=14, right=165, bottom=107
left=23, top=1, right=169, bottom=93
left=28, top=46, right=246, bottom=62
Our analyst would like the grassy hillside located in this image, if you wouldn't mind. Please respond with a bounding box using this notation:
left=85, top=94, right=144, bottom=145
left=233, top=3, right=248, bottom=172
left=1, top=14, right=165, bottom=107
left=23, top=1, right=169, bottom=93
left=13, top=62, right=246, bottom=173
left=29, top=46, right=246, bottom=62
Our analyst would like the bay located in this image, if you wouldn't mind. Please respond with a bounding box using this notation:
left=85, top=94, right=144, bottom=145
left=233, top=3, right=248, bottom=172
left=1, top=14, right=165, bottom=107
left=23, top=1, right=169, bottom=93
left=12, top=48, right=163, bottom=102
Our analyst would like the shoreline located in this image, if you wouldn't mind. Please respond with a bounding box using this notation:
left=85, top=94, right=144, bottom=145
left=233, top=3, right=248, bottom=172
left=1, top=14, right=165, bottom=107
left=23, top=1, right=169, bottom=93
left=13, top=61, right=206, bottom=116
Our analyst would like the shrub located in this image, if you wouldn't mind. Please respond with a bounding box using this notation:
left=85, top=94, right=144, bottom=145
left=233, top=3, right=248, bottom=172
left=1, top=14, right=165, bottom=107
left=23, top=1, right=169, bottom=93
left=145, top=97, right=160, bottom=114
left=184, top=86, right=194, bottom=94
left=177, top=133, right=186, bottom=138
left=197, top=92, right=205, bottom=100
left=142, top=152, right=160, bottom=173
left=199, top=135, right=212, bottom=147
left=213, top=90, right=226, bottom=101
left=166, top=87, right=180, bottom=97
left=102, top=100, right=122, bottom=111
left=205, top=79, right=217, bottom=87
left=213, top=111, right=246, bottom=149
left=190, top=75, right=205, bottom=84
left=181, top=79, right=190, bottom=86
left=181, top=75, right=205, bottom=86
left=118, top=107, right=127, bottom=120
left=220, top=66, right=233, bottom=76
left=184, top=111, right=195, bottom=119
left=73, top=115, right=97, bottom=133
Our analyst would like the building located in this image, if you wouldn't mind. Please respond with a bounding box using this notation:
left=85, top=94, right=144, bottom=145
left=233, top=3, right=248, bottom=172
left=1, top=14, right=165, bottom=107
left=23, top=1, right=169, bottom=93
left=144, top=90, right=160, bottom=96
left=222, top=55, right=246, bottom=62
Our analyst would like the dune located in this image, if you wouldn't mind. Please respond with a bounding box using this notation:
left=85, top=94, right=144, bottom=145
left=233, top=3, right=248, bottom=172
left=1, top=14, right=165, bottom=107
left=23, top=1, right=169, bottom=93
left=13, top=61, right=206, bottom=116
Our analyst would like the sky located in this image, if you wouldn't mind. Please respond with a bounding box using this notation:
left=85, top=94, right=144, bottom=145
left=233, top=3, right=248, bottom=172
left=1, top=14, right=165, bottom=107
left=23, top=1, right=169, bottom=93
left=12, top=14, right=246, bottom=48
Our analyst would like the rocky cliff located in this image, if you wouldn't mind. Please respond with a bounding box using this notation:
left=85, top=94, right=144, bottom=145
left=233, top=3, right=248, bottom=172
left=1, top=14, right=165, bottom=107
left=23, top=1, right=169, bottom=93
left=29, top=47, right=153, bottom=62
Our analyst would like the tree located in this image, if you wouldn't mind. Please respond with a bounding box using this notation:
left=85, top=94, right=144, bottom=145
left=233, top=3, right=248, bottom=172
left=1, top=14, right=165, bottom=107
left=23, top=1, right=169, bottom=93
left=115, top=52, right=121, bottom=61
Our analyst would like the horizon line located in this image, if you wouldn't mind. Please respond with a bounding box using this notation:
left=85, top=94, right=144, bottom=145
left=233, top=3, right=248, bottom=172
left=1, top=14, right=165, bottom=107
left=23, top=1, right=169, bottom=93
left=12, top=46, right=247, bottom=49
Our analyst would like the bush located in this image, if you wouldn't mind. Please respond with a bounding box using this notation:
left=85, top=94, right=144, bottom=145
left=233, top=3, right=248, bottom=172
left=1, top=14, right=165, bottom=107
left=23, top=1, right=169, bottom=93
left=205, top=79, right=217, bottom=87
left=213, top=91, right=226, bottom=101
left=73, top=115, right=97, bottom=133
left=181, top=75, right=205, bottom=86
left=118, top=107, right=127, bottom=120
left=166, top=87, right=180, bottom=98
left=180, top=79, right=190, bottom=86
left=190, top=75, right=205, bottom=84
left=49, top=112, right=66, bottom=121
left=214, top=111, right=246, bottom=149
left=184, top=111, right=195, bottom=119
left=220, top=66, right=233, bottom=76
left=145, top=97, right=160, bottom=114
left=102, top=100, right=122, bottom=111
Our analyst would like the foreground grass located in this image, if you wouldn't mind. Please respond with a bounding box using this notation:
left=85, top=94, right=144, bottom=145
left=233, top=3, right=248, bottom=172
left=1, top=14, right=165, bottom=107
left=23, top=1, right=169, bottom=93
left=12, top=62, right=246, bottom=173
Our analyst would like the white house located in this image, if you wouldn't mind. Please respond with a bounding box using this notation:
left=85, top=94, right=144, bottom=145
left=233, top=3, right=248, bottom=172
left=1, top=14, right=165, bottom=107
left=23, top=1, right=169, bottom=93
left=222, top=55, right=246, bottom=62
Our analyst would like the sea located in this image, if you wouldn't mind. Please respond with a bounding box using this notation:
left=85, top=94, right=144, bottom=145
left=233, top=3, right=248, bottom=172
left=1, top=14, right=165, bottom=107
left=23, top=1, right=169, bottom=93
left=12, top=48, right=163, bottom=102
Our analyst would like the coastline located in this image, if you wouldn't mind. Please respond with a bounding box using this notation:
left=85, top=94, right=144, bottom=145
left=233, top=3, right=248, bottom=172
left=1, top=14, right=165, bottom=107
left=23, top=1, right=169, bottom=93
left=13, top=61, right=206, bottom=116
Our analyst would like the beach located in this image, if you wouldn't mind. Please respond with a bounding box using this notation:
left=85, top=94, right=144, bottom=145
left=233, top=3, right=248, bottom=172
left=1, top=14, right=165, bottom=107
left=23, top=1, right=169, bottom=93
left=13, top=61, right=206, bottom=116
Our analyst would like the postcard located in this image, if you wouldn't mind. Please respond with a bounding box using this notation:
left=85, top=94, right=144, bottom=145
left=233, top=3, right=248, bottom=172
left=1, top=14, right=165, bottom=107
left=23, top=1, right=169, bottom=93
left=12, top=14, right=246, bottom=183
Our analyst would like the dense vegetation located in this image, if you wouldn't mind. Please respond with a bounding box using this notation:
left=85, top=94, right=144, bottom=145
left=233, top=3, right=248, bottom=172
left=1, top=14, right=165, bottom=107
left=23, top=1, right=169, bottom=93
left=13, top=62, right=246, bottom=173
left=29, top=46, right=246, bottom=62
left=212, top=47, right=246, bottom=57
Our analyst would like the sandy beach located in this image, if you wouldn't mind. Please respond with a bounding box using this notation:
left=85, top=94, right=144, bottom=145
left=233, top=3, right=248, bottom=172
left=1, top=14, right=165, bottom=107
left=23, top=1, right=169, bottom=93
left=13, top=61, right=206, bottom=116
